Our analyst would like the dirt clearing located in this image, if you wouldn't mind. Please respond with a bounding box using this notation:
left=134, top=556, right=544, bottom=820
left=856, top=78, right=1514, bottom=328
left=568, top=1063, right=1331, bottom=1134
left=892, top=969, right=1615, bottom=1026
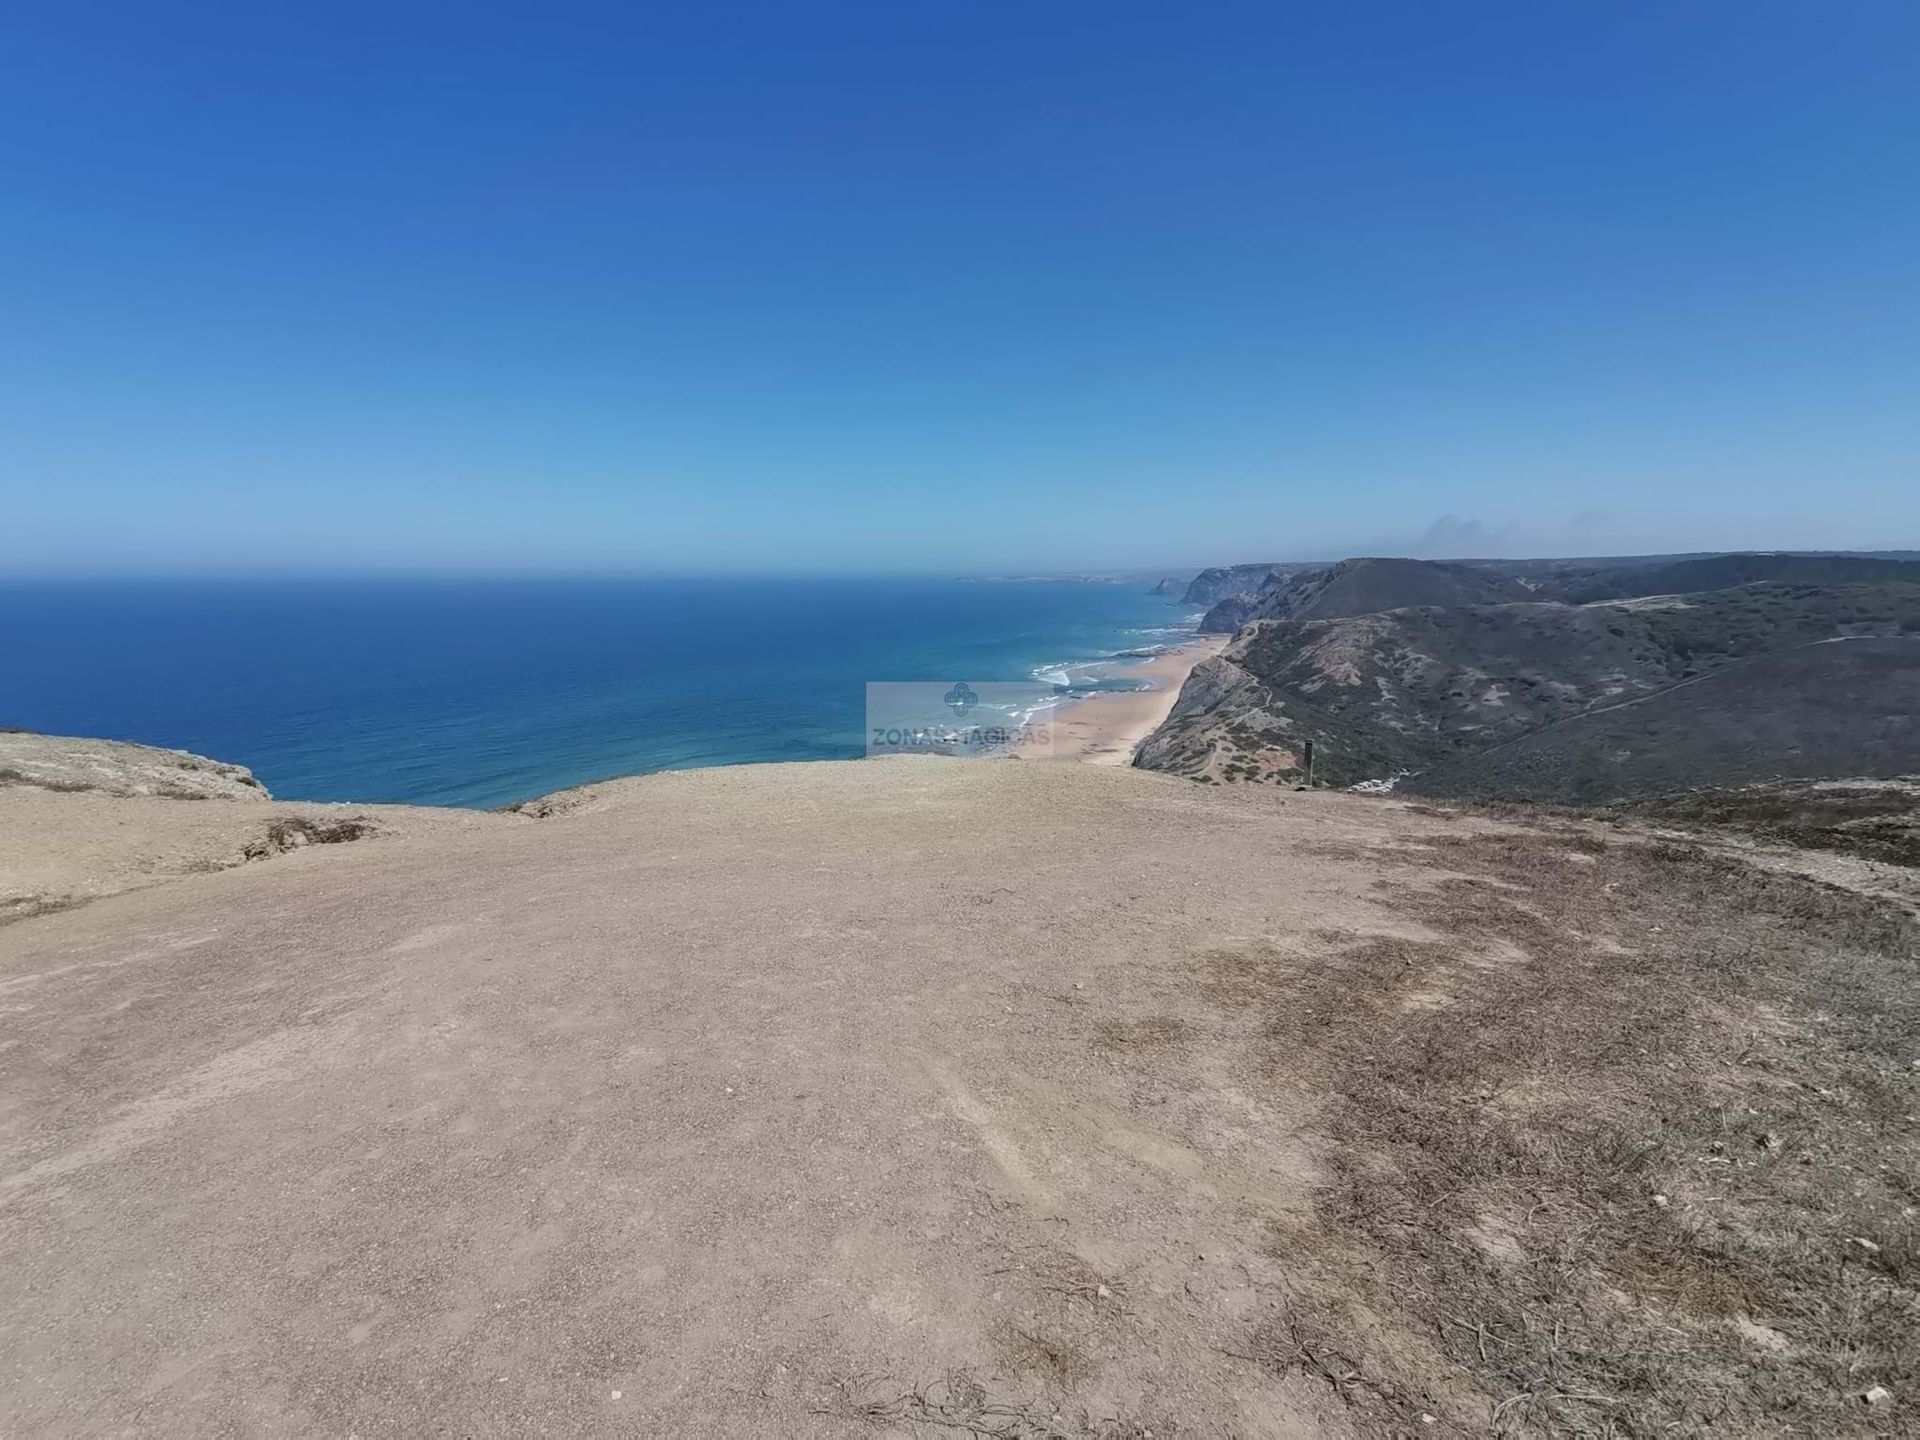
left=1, top=759, right=1913, bottom=1434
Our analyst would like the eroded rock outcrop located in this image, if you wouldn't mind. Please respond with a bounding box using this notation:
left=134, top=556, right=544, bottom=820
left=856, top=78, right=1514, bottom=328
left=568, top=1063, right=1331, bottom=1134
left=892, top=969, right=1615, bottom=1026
left=0, top=731, right=271, bottom=801
left=1197, top=591, right=1261, bottom=634
left=1180, top=563, right=1282, bottom=607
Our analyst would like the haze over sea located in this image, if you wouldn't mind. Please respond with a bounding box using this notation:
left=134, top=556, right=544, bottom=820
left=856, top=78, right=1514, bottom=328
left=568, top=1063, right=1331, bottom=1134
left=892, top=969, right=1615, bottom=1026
left=2, top=578, right=1194, bottom=808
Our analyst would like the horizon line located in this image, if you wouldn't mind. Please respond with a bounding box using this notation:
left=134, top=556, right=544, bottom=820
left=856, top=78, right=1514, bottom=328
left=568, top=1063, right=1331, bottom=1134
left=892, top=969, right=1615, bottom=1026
left=5, top=545, right=1920, bottom=585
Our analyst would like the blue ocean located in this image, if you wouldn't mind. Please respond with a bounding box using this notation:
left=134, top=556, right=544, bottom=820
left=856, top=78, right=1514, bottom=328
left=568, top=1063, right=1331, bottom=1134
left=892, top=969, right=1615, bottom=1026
left=1, top=578, right=1197, bottom=808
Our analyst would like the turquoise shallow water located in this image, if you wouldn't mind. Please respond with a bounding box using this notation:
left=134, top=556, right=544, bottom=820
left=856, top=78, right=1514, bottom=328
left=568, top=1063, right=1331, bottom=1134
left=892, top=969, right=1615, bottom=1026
left=1, top=577, right=1198, bottom=808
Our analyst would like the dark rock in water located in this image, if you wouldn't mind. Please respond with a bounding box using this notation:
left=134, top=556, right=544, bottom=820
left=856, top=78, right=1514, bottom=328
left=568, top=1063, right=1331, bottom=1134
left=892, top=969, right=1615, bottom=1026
left=1148, top=577, right=1186, bottom=596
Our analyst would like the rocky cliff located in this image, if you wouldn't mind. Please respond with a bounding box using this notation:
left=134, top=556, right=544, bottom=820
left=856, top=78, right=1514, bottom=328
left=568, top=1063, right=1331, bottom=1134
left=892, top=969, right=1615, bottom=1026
left=1231, top=556, right=1535, bottom=630
left=0, top=731, right=503, bottom=922
left=1137, top=580, right=1920, bottom=792
left=0, top=730, right=271, bottom=800
left=1196, top=591, right=1262, bottom=633
left=1180, top=562, right=1283, bottom=607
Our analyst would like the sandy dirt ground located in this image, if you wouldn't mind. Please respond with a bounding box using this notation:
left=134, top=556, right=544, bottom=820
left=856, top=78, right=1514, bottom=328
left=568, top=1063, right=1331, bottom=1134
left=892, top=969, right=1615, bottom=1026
left=1020, top=635, right=1228, bottom=765
left=1, top=732, right=518, bottom=922
left=6, top=757, right=1913, bottom=1435
left=0, top=785, right=519, bottom=922
left=1, top=758, right=1486, bottom=1437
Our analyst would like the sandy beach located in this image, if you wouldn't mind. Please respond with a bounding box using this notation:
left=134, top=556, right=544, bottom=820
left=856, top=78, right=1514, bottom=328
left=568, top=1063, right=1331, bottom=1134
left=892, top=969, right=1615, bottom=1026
left=1019, top=632, right=1228, bottom=765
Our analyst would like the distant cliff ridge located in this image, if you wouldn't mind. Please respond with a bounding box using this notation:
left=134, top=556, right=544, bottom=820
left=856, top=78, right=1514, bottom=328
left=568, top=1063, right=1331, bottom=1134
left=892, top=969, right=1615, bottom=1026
left=1180, top=563, right=1282, bottom=607
left=1179, top=561, right=1333, bottom=608
left=1196, top=592, right=1262, bottom=633
left=1555, top=552, right=1920, bottom=603
left=1138, top=572, right=1920, bottom=796
left=1198, top=557, right=1531, bottom=634
left=1189, top=553, right=1920, bottom=638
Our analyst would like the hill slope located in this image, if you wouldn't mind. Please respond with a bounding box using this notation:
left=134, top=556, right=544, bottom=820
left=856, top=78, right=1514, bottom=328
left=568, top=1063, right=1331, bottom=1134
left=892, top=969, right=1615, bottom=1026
left=1280, top=556, right=1536, bottom=621
left=1401, top=637, right=1920, bottom=803
left=1560, top=551, right=1920, bottom=603
left=1604, top=777, right=1920, bottom=869
left=1144, top=602, right=1668, bottom=783
left=1201, top=557, right=1535, bottom=633
left=1141, top=582, right=1920, bottom=789
left=1181, top=562, right=1283, bottom=607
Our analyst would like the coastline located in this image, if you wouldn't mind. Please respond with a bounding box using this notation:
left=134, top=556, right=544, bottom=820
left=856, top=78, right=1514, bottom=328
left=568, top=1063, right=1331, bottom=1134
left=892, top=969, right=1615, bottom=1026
left=9, top=577, right=1191, bottom=807
left=1019, top=633, right=1227, bottom=765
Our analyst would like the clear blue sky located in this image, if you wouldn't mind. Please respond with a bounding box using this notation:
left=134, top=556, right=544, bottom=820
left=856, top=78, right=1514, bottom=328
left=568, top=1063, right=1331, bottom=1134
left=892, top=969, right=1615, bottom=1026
left=4, top=2, right=1916, bottom=575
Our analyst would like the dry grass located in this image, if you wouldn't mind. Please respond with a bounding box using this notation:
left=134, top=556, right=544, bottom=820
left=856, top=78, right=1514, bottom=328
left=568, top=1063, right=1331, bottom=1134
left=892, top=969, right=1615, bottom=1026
left=1200, top=827, right=1920, bottom=1434
left=241, top=815, right=377, bottom=860
left=1609, top=782, right=1920, bottom=869
left=1090, top=1015, right=1187, bottom=1052
left=993, top=1324, right=1092, bottom=1388
left=817, top=1370, right=1165, bottom=1438
left=818, top=1371, right=1070, bottom=1437
left=990, top=1247, right=1125, bottom=1308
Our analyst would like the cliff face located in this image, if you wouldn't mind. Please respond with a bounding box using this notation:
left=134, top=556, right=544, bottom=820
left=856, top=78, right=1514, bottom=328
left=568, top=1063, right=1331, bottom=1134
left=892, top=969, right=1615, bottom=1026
left=1130, top=652, right=1298, bottom=780
left=1180, top=563, right=1282, bottom=607
left=1196, top=592, right=1261, bottom=633
left=1148, top=576, right=1186, bottom=596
